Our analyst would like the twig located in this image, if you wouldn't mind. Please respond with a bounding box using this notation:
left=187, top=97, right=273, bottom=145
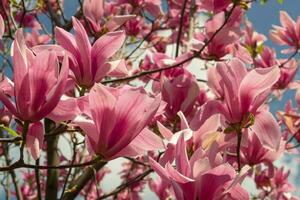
left=61, top=159, right=107, bottom=200
left=175, top=0, right=188, bottom=57
left=35, top=159, right=42, bottom=200
left=59, top=135, right=78, bottom=199
left=99, top=169, right=153, bottom=199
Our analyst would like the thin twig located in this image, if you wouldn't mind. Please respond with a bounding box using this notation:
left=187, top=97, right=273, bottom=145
left=175, top=0, right=188, bottom=57
left=35, top=159, right=42, bottom=200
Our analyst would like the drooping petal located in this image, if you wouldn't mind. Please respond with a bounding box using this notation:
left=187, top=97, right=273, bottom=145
left=47, top=97, right=80, bottom=122
left=252, top=111, right=281, bottom=150
left=239, top=66, right=280, bottom=114
left=111, top=128, right=164, bottom=159
left=26, top=122, right=44, bottom=160
left=106, top=15, right=136, bottom=31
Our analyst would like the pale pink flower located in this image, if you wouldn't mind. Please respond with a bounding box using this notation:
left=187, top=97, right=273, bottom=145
left=75, top=84, right=163, bottom=159
left=83, top=0, right=135, bottom=33
left=270, top=11, right=300, bottom=53
left=0, top=29, right=69, bottom=122
left=149, top=135, right=249, bottom=200
left=161, top=69, right=201, bottom=120
left=191, top=59, right=281, bottom=150
left=55, top=17, right=126, bottom=88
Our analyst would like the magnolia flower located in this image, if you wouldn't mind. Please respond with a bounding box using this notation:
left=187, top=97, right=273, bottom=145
left=149, top=135, right=249, bottom=200
left=83, top=0, right=135, bottom=33
left=191, top=59, right=281, bottom=150
left=0, top=29, right=69, bottom=122
left=55, top=17, right=126, bottom=88
left=161, top=69, right=200, bottom=120
left=75, top=84, right=163, bottom=160
left=270, top=11, right=300, bottom=53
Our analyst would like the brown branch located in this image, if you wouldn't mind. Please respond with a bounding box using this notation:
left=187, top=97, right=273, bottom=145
left=61, top=159, right=107, bottom=200
left=175, top=0, right=188, bottom=57
left=279, top=49, right=299, bottom=68
left=99, top=169, right=153, bottom=199
left=0, top=157, right=101, bottom=172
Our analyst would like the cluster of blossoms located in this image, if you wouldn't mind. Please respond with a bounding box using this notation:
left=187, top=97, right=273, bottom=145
left=0, top=0, right=299, bottom=199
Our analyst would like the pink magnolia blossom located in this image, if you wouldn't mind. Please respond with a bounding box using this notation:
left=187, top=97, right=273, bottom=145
left=0, top=29, right=69, bottom=122
left=255, top=167, right=298, bottom=200
left=191, top=59, right=281, bottom=150
left=270, top=11, right=300, bottom=53
left=241, top=131, right=285, bottom=167
left=255, top=47, right=298, bottom=90
left=83, top=0, right=135, bottom=33
left=149, top=135, right=249, bottom=200
left=75, top=84, right=163, bottom=159
left=193, top=9, right=243, bottom=59
left=55, top=17, right=126, bottom=88
left=161, top=69, right=201, bottom=120
left=243, top=20, right=266, bottom=52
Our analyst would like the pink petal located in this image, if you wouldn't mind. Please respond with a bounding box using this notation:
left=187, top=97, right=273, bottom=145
left=89, top=84, right=117, bottom=152
left=280, top=11, right=296, bottom=31
left=13, top=29, right=29, bottom=101
left=0, top=91, right=18, bottom=117
left=239, top=66, right=280, bottom=114
left=47, top=97, right=80, bottom=122
left=106, top=15, right=136, bottom=31
left=149, top=157, right=170, bottom=181
left=26, top=122, right=44, bottom=160
left=157, top=121, right=173, bottom=140
left=106, top=87, right=160, bottom=156
left=252, top=111, right=281, bottom=150
left=92, top=31, right=126, bottom=80
left=190, top=100, right=227, bottom=131
left=106, top=59, right=129, bottom=78
left=165, top=162, right=194, bottom=184
left=83, top=0, right=104, bottom=24
left=34, top=54, right=69, bottom=120
left=175, top=134, right=191, bottom=177
left=111, top=128, right=164, bottom=159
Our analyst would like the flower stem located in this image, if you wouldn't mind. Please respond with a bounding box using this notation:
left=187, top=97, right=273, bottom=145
left=236, top=130, right=242, bottom=172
